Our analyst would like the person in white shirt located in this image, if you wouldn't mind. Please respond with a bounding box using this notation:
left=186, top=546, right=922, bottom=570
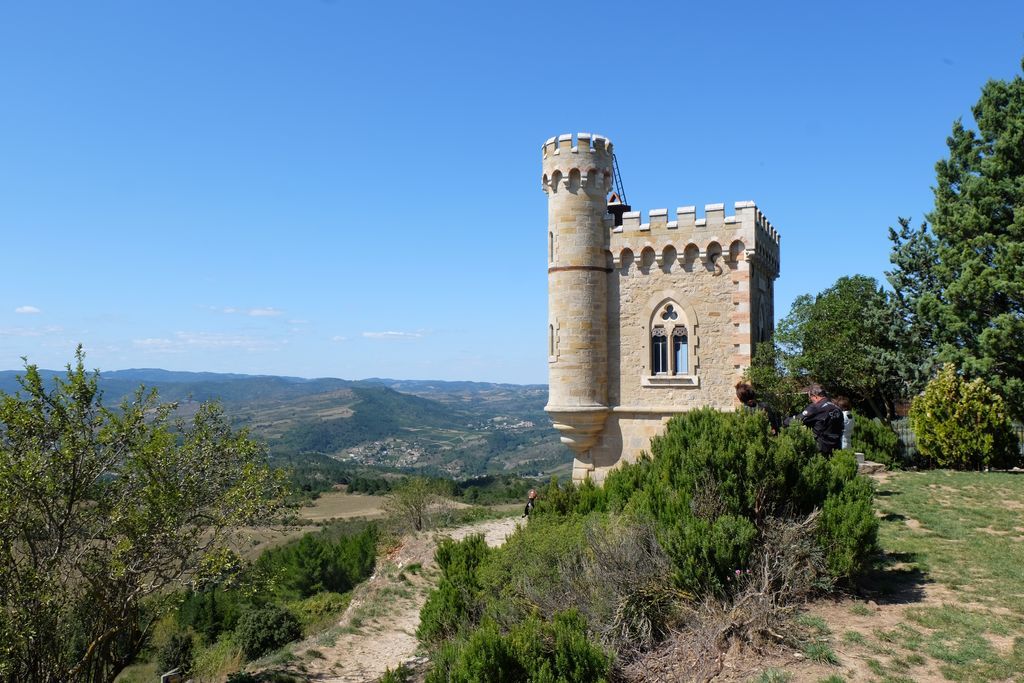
left=834, top=396, right=854, bottom=450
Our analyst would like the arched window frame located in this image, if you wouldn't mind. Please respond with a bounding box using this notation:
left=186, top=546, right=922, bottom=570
left=642, top=295, right=699, bottom=388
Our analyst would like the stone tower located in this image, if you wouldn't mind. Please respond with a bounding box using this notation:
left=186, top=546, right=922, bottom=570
left=541, top=133, right=614, bottom=460
left=541, top=133, right=781, bottom=483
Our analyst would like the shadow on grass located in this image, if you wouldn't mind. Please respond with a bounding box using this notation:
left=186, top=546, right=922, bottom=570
left=875, top=489, right=900, bottom=497
left=855, top=551, right=929, bottom=605
left=879, top=512, right=907, bottom=522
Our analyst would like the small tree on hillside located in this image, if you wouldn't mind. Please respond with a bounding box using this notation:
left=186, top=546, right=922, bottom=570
left=0, top=350, right=287, bottom=682
left=910, top=363, right=1019, bottom=470
left=385, top=477, right=451, bottom=532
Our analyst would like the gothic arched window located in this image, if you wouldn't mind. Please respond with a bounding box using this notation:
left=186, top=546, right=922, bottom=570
left=645, top=300, right=697, bottom=386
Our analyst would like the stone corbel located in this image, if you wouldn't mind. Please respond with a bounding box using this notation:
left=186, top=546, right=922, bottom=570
left=700, top=250, right=724, bottom=276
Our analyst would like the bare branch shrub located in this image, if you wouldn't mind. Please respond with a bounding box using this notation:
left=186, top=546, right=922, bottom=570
left=517, top=518, right=683, bottom=662
left=622, top=511, right=831, bottom=682
left=689, top=473, right=729, bottom=521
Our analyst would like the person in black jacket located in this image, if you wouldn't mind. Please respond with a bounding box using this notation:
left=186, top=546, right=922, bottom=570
left=786, top=384, right=844, bottom=454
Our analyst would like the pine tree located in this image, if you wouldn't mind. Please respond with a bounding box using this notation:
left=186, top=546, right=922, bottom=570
left=888, top=58, right=1024, bottom=418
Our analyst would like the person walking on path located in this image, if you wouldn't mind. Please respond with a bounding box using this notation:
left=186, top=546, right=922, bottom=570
left=523, top=489, right=538, bottom=518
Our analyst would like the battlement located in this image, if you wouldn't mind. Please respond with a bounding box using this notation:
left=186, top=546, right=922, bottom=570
left=542, top=132, right=614, bottom=159
left=607, top=201, right=781, bottom=276
left=608, top=201, right=776, bottom=240
left=541, top=132, right=615, bottom=196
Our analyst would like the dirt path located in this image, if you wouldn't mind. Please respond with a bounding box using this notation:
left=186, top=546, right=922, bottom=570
left=285, top=516, right=522, bottom=682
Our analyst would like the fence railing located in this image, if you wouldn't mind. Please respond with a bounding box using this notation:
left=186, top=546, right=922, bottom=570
left=890, top=418, right=1024, bottom=460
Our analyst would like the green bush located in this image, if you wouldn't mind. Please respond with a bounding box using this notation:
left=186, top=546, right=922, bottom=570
left=290, top=591, right=351, bottom=631
left=255, top=525, right=377, bottom=599
left=418, top=408, right=878, bottom=678
left=532, top=476, right=606, bottom=517
left=380, top=664, right=413, bottom=682
left=596, top=409, right=876, bottom=592
left=234, top=606, right=302, bottom=660
left=818, top=475, right=878, bottom=577
left=910, top=364, right=1019, bottom=470
left=426, top=611, right=610, bottom=683
left=156, top=631, right=195, bottom=677
left=851, top=414, right=902, bottom=467
left=417, top=534, right=492, bottom=644
left=745, top=340, right=808, bottom=419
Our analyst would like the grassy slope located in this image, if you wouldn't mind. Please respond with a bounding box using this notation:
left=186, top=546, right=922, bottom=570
left=813, top=471, right=1024, bottom=683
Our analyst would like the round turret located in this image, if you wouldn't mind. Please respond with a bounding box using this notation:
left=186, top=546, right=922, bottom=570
left=541, top=133, right=614, bottom=458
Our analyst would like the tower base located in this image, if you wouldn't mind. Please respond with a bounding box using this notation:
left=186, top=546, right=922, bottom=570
left=545, top=405, right=609, bottom=470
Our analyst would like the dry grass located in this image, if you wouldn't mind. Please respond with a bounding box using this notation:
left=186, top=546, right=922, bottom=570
left=298, top=491, right=389, bottom=522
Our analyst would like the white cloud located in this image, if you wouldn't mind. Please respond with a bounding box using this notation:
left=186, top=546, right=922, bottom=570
left=133, top=337, right=186, bottom=353
left=248, top=308, right=283, bottom=317
left=133, top=331, right=284, bottom=353
left=361, top=331, right=424, bottom=339
left=15, top=306, right=41, bottom=314
left=331, top=335, right=347, bottom=342
left=0, top=325, right=62, bottom=337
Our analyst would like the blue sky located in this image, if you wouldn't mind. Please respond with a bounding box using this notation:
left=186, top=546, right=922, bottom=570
left=1, top=1, right=1022, bottom=384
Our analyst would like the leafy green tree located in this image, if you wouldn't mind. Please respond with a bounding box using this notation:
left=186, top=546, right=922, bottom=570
left=775, top=275, right=908, bottom=418
left=744, top=340, right=806, bottom=419
left=909, top=363, right=1019, bottom=470
left=385, top=476, right=451, bottom=532
left=888, top=59, right=1024, bottom=418
left=0, top=350, right=286, bottom=682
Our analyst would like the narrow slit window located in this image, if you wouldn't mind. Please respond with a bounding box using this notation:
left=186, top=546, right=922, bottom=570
left=652, top=327, right=669, bottom=375
left=672, top=327, right=688, bottom=375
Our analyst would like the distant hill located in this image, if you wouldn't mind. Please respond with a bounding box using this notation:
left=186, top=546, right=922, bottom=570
left=0, top=367, right=567, bottom=479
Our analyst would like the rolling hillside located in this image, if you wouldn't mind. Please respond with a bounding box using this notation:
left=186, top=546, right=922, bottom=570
left=0, top=368, right=568, bottom=478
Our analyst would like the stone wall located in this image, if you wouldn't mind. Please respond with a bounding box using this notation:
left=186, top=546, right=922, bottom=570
left=587, top=202, right=780, bottom=480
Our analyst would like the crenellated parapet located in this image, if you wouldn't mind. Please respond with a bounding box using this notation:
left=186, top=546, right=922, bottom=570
left=541, top=132, right=615, bottom=198
left=607, top=200, right=780, bottom=278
